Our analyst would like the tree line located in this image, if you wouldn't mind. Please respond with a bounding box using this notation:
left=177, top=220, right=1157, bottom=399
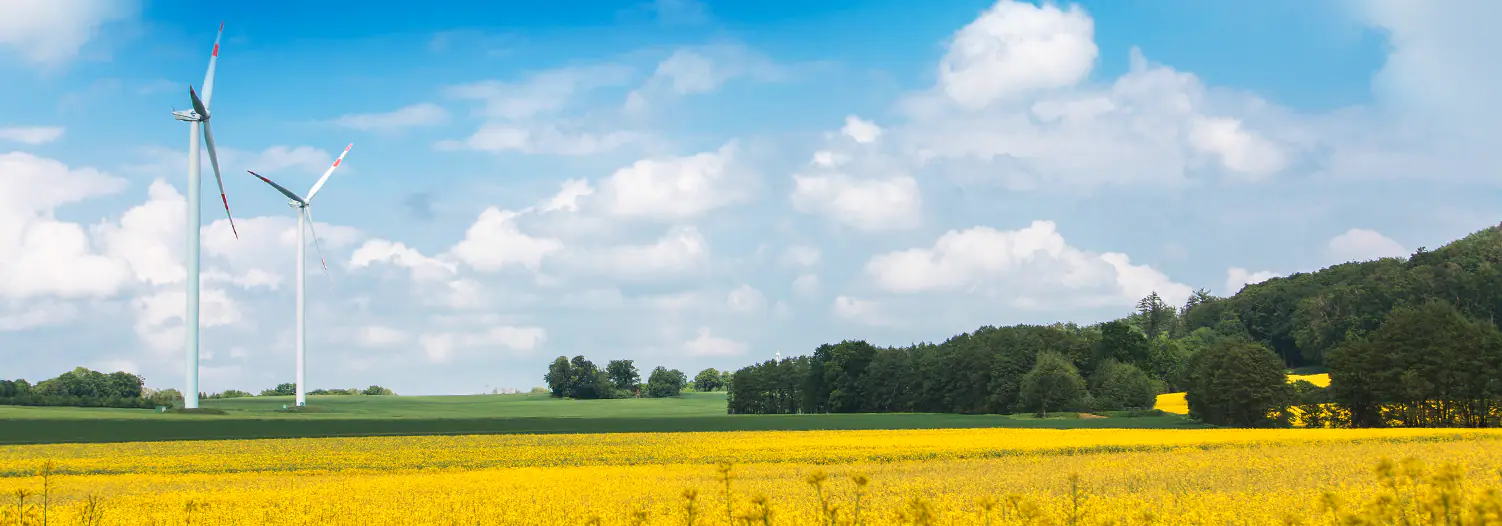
left=727, top=225, right=1502, bottom=428
left=1, top=367, right=395, bottom=409
left=543, top=356, right=731, bottom=399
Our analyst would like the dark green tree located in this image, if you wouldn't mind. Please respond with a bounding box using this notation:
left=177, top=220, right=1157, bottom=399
left=1088, top=360, right=1157, bottom=411
left=544, top=356, right=573, bottom=398
left=1133, top=292, right=1176, bottom=340
left=693, top=368, right=725, bottom=391
left=1185, top=340, right=1292, bottom=427
left=1018, top=351, right=1086, bottom=417
left=606, top=360, right=641, bottom=393
left=647, top=366, right=687, bottom=398
left=1093, top=321, right=1150, bottom=369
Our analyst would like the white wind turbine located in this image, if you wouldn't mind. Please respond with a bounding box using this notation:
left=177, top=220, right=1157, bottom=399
left=171, top=22, right=238, bottom=409
left=247, top=143, right=353, bottom=407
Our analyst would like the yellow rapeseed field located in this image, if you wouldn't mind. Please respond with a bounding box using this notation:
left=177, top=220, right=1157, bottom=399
left=1154, top=373, right=1332, bottom=416
left=3, top=427, right=1501, bottom=525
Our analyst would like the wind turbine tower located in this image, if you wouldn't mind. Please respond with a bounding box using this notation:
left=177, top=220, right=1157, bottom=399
left=171, top=22, right=239, bottom=409
left=248, top=143, right=353, bottom=407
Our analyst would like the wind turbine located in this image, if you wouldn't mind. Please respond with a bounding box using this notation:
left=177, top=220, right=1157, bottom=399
left=247, top=143, right=353, bottom=407
left=171, top=22, right=238, bottom=409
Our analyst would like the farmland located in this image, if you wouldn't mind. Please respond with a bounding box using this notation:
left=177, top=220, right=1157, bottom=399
left=3, top=427, right=1500, bottom=524
left=0, top=392, right=1202, bottom=445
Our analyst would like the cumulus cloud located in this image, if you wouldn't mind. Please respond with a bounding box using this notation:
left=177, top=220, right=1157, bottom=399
left=602, top=142, right=751, bottom=220
left=349, top=239, right=457, bottom=282
left=840, top=116, right=883, bottom=144
left=1225, top=267, right=1280, bottom=295
left=1326, top=228, right=1408, bottom=264
left=791, top=173, right=921, bottom=231
left=0, top=152, right=130, bottom=300
left=683, top=327, right=747, bottom=356
left=937, top=0, right=1098, bottom=108
left=864, top=220, right=1191, bottom=308
left=449, top=208, right=564, bottom=272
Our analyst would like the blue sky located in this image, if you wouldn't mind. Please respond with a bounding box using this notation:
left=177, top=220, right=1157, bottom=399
left=2, top=0, right=1498, bottom=395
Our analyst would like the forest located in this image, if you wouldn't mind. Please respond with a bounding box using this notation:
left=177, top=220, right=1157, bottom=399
left=726, top=225, right=1502, bottom=428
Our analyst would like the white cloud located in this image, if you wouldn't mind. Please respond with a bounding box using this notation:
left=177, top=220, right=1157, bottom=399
left=449, top=208, right=564, bottom=272
left=438, top=123, right=643, bottom=156
left=683, top=327, right=747, bottom=356
left=937, top=0, right=1098, bottom=109
left=348, top=239, right=457, bottom=281
left=1225, top=267, right=1280, bottom=295
left=95, top=179, right=185, bottom=286
left=726, top=284, right=767, bottom=314
left=1188, top=116, right=1287, bottom=179
left=332, top=103, right=449, bottom=132
left=448, top=64, right=633, bottom=120
left=781, top=245, right=821, bottom=268
left=864, top=220, right=1191, bottom=308
left=542, top=179, right=594, bottom=213
left=0, top=0, right=132, bottom=66
left=0, top=300, right=78, bottom=331
left=603, top=142, right=749, bottom=220
left=791, top=173, right=921, bottom=231
left=840, top=116, right=882, bottom=144
left=625, top=44, right=782, bottom=113
left=0, top=152, right=130, bottom=300
left=596, top=226, right=708, bottom=279
left=793, top=273, right=820, bottom=297
left=1327, top=228, right=1408, bottom=264
left=419, top=326, right=547, bottom=363
left=443, top=64, right=644, bottom=156
left=832, top=296, right=882, bottom=324
left=0, top=127, right=64, bottom=144
left=357, top=325, right=408, bottom=347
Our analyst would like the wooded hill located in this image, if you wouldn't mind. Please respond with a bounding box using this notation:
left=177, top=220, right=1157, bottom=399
left=727, top=225, right=1502, bottom=427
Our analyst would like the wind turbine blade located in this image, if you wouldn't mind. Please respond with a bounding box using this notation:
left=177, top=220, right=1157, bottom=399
left=303, top=207, right=335, bottom=291
left=189, top=85, right=209, bottom=119
left=305, top=143, right=352, bottom=202
left=201, top=21, right=224, bottom=109
left=201, top=118, right=237, bottom=239
left=247, top=171, right=308, bottom=205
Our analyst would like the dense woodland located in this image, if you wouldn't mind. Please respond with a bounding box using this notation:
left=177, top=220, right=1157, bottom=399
left=727, top=226, right=1502, bottom=428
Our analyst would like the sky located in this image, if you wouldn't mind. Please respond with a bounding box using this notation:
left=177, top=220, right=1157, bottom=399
left=2, top=0, right=1499, bottom=395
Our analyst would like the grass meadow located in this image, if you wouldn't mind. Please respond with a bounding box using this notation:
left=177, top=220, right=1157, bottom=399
left=0, top=392, right=1202, bottom=445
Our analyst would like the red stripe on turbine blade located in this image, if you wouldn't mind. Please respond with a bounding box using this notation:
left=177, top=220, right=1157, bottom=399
left=332, top=159, right=341, bottom=167
left=345, top=143, right=353, bottom=151
left=219, top=21, right=225, bottom=32
left=222, top=194, right=239, bottom=240
left=213, top=43, right=219, bottom=57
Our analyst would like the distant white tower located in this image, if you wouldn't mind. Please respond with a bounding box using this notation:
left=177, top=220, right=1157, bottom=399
left=775, top=350, right=781, bottom=362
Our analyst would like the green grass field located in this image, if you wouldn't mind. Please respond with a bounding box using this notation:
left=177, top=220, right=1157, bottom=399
left=0, top=392, right=1205, bottom=445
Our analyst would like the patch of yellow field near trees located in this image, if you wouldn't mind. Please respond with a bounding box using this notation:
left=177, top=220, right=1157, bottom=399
left=3, top=426, right=1501, bottom=525
left=1154, top=372, right=1331, bottom=416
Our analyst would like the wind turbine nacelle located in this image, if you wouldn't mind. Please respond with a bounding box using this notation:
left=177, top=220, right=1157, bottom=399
left=288, top=201, right=305, bottom=209
left=172, top=110, right=202, bottom=122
